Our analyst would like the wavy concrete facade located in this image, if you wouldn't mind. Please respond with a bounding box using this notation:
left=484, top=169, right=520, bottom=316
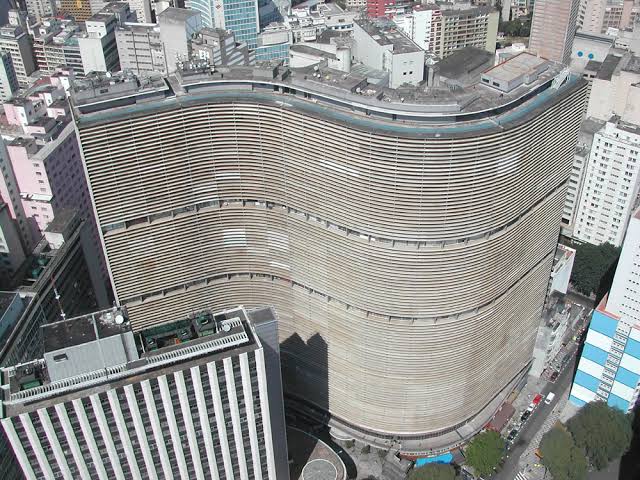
left=73, top=64, right=587, bottom=450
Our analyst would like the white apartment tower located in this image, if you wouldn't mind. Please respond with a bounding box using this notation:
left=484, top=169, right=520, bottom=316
left=115, top=23, right=166, bottom=76
left=574, top=117, right=640, bottom=246
left=608, top=209, right=640, bottom=321
left=0, top=51, right=18, bottom=102
left=0, top=306, right=290, bottom=480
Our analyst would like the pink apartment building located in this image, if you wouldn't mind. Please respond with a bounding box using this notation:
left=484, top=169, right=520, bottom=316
left=0, top=72, right=109, bottom=302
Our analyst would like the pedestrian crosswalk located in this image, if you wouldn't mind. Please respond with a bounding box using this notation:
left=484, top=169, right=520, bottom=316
left=515, top=471, right=529, bottom=480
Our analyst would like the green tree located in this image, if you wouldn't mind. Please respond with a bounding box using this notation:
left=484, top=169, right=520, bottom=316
left=465, top=430, right=504, bottom=477
left=408, top=463, right=456, bottom=480
left=567, top=241, right=621, bottom=297
left=540, top=425, right=587, bottom=480
left=566, top=401, right=632, bottom=470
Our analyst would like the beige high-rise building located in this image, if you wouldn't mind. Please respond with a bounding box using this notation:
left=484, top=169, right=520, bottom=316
left=529, top=0, right=581, bottom=64
left=579, top=0, right=640, bottom=34
left=59, top=0, right=93, bottom=21
left=71, top=56, right=587, bottom=451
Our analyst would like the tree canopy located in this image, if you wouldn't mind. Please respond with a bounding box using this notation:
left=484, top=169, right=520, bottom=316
left=499, top=19, right=531, bottom=37
left=568, top=241, right=621, bottom=297
left=408, top=463, right=456, bottom=480
left=566, top=401, right=632, bottom=470
left=539, top=425, right=587, bottom=480
left=465, top=430, right=504, bottom=477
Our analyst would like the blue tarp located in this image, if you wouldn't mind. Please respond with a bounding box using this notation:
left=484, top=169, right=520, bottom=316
left=415, top=453, right=454, bottom=467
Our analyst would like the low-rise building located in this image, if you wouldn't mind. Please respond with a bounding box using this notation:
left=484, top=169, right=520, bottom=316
left=570, top=30, right=615, bottom=72
left=352, top=18, right=425, bottom=89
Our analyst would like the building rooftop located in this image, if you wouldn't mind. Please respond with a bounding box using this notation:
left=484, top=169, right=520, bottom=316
left=596, top=54, right=623, bottom=80
left=0, top=306, right=270, bottom=416
left=290, top=44, right=338, bottom=60
left=482, top=53, right=549, bottom=84
left=355, top=18, right=422, bottom=54
left=43, top=309, right=129, bottom=352
left=574, top=30, right=616, bottom=45
left=44, top=208, right=78, bottom=235
left=441, top=5, right=495, bottom=16
left=622, top=55, right=640, bottom=73
left=69, top=54, right=584, bottom=138
left=608, top=115, right=640, bottom=137
left=158, top=7, right=200, bottom=22
left=436, top=46, right=494, bottom=86
left=0, top=292, right=17, bottom=318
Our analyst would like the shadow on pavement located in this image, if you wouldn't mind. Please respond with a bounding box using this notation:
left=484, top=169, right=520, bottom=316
left=619, top=405, right=640, bottom=480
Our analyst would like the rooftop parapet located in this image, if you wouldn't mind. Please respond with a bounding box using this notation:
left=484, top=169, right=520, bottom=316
left=69, top=53, right=583, bottom=129
left=0, top=306, right=262, bottom=416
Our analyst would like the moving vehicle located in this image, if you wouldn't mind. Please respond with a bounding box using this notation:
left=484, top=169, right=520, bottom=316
left=545, top=392, right=556, bottom=405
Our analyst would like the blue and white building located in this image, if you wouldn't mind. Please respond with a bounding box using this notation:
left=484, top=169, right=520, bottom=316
left=570, top=208, right=640, bottom=411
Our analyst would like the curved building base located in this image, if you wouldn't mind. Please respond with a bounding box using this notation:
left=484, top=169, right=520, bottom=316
left=289, top=362, right=529, bottom=454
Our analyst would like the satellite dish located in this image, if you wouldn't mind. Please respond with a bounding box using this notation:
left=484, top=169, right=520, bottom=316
left=221, top=323, right=231, bottom=332
left=115, top=314, right=125, bottom=325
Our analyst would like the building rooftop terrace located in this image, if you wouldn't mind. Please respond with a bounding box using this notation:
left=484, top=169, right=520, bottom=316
left=355, top=18, right=422, bottom=54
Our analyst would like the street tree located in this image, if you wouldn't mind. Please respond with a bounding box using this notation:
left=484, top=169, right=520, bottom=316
left=408, top=463, right=456, bottom=480
left=540, top=425, right=587, bottom=480
left=568, top=241, right=620, bottom=297
left=567, top=401, right=632, bottom=470
left=465, top=430, right=504, bottom=477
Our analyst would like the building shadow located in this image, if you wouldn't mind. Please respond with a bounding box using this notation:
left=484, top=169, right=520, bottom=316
left=595, top=257, right=620, bottom=307
left=619, top=404, right=640, bottom=480
left=282, top=332, right=352, bottom=477
left=281, top=332, right=329, bottom=413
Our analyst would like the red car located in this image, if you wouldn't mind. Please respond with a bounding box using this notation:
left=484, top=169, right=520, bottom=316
left=532, top=394, right=543, bottom=406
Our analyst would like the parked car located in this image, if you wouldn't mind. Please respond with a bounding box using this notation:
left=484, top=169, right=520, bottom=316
left=545, top=392, right=556, bottom=405
left=550, top=371, right=559, bottom=382
left=520, top=410, right=531, bottom=422
left=507, top=429, right=518, bottom=443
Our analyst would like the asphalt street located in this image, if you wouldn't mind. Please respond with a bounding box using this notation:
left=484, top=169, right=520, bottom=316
left=493, top=354, right=578, bottom=480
